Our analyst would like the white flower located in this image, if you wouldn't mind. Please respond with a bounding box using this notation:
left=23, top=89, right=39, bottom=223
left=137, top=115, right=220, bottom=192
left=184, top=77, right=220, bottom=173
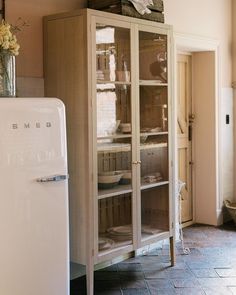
left=0, top=20, right=20, bottom=56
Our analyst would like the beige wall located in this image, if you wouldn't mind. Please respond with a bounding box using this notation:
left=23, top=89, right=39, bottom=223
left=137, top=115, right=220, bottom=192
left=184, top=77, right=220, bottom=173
left=164, top=0, right=232, bottom=87
left=5, top=0, right=232, bottom=85
left=6, top=0, right=87, bottom=78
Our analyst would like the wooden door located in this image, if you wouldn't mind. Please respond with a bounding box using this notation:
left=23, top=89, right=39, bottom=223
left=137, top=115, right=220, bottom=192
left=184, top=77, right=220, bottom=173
left=177, top=54, right=193, bottom=223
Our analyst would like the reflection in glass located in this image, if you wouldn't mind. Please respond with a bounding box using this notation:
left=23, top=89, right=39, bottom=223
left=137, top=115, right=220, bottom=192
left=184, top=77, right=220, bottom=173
left=97, top=84, right=131, bottom=138
left=141, top=186, right=169, bottom=240
left=139, top=32, right=167, bottom=82
left=140, top=86, right=168, bottom=133
left=96, top=24, right=131, bottom=82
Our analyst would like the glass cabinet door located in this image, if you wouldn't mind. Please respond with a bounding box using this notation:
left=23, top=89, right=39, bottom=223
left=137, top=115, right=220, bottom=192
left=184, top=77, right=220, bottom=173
left=95, top=23, right=134, bottom=256
left=138, top=30, right=170, bottom=243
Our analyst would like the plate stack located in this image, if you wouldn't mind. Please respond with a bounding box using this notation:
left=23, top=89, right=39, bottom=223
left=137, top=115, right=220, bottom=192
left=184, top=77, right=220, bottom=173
left=88, top=0, right=165, bottom=23
left=107, top=225, right=132, bottom=243
left=98, top=237, right=115, bottom=251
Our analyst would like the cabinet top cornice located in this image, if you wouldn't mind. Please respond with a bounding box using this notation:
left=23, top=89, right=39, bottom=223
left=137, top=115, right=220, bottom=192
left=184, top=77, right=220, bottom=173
left=44, top=8, right=172, bottom=31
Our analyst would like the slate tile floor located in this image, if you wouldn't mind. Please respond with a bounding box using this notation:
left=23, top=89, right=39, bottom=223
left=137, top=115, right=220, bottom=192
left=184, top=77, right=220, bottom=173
left=71, top=222, right=236, bottom=294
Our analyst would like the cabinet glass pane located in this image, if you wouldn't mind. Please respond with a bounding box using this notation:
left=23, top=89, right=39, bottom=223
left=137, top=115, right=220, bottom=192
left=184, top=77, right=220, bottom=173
left=140, top=138, right=168, bottom=187
left=140, top=86, right=168, bottom=132
left=98, top=193, right=133, bottom=253
left=96, top=24, right=131, bottom=82
left=139, top=86, right=168, bottom=187
left=141, top=186, right=169, bottom=241
left=139, top=31, right=167, bottom=82
left=97, top=137, right=132, bottom=197
left=97, top=84, right=131, bottom=138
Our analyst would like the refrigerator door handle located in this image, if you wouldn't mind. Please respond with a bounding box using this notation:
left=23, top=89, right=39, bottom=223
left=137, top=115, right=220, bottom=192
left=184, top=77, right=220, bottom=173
left=36, top=174, right=69, bottom=183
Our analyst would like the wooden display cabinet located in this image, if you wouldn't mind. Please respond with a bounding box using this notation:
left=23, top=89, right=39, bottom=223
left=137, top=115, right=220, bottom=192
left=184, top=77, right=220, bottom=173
left=44, top=8, right=175, bottom=295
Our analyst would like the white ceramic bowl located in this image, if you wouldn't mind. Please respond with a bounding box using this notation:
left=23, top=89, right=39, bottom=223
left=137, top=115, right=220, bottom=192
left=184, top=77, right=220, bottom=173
left=98, top=171, right=123, bottom=189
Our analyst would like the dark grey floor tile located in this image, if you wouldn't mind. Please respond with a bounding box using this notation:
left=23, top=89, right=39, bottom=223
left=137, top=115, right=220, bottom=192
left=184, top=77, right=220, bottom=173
left=122, top=288, right=150, bottom=295
left=119, top=271, right=145, bottom=280
left=146, top=278, right=172, bottom=290
left=144, top=269, right=167, bottom=279
left=118, top=263, right=142, bottom=272
left=191, top=268, right=219, bottom=278
left=215, top=268, right=236, bottom=277
left=95, top=271, right=120, bottom=281
left=121, top=279, right=147, bottom=289
left=95, top=290, right=122, bottom=295
left=98, top=265, right=118, bottom=272
left=95, top=279, right=121, bottom=290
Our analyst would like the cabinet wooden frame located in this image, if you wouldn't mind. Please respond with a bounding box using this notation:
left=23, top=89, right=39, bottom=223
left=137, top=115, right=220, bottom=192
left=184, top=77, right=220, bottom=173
left=44, top=8, right=175, bottom=295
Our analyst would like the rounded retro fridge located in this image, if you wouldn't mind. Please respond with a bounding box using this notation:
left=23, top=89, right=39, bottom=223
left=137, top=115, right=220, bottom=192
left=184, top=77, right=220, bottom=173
left=0, top=98, right=69, bottom=295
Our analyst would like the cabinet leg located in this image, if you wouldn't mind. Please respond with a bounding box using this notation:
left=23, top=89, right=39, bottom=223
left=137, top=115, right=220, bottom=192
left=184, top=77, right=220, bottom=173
left=169, top=236, right=176, bottom=266
left=86, top=263, right=94, bottom=295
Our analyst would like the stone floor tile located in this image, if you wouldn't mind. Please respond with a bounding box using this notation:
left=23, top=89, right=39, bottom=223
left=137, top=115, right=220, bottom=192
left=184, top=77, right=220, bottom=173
left=149, top=288, right=176, bottom=295
left=95, top=279, right=121, bottom=290
left=146, top=278, right=172, bottom=290
left=202, top=286, right=233, bottom=295
left=171, top=278, right=199, bottom=288
left=166, top=269, right=194, bottom=279
left=95, top=290, right=122, bottom=295
left=228, top=286, right=236, bottom=295
left=187, top=262, right=212, bottom=269
left=191, top=268, right=219, bottom=278
left=144, top=269, right=167, bottom=279
left=95, top=271, right=120, bottom=281
left=197, top=278, right=225, bottom=287
left=119, top=271, right=145, bottom=280
left=215, top=268, right=236, bottom=278
left=118, top=263, right=142, bottom=272
left=122, top=288, right=151, bottom=295
left=97, top=264, right=118, bottom=272
left=174, top=288, right=205, bottom=295
left=220, top=278, right=236, bottom=286
left=121, top=279, right=147, bottom=289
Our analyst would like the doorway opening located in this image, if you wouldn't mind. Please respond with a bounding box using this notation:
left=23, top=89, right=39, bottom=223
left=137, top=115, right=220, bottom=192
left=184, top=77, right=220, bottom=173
left=174, top=34, right=221, bottom=227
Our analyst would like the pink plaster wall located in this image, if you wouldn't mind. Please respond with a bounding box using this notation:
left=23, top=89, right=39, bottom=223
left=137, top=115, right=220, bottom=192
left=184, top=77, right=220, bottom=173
left=6, top=0, right=87, bottom=78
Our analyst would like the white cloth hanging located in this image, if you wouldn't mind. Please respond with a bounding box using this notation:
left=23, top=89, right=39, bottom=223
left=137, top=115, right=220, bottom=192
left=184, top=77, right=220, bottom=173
left=128, top=0, right=154, bottom=15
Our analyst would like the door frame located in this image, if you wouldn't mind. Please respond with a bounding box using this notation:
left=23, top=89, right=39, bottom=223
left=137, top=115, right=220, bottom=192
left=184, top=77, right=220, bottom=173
left=173, top=32, right=222, bottom=233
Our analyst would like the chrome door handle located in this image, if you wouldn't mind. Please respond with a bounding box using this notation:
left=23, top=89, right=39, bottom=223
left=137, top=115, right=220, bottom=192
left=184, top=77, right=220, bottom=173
left=36, top=174, right=69, bottom=183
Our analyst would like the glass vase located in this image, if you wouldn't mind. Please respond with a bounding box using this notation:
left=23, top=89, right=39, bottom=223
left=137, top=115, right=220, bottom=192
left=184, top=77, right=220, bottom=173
left=0, top=53, right=16, bottom=97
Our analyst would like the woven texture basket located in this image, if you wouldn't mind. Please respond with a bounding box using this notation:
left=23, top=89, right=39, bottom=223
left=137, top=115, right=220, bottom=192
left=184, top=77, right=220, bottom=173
left=224, top=200, right=236, bottom=224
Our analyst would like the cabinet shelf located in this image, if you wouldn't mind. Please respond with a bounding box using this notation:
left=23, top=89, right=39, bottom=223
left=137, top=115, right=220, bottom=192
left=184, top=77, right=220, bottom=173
left=140, top=132, right=168, bottom=136
left=97, top=134, right=132, bottom=140
left=139, top=80, right=168, bottom=86
left=141, top=180, right=169, bottom=190
left=141, top=230, right=170, bottom=244
left=97, top=142, right=167, bottom=153
left=98, top=184, right=132, bottom=199
left=97, top=80, right=131, bottom=85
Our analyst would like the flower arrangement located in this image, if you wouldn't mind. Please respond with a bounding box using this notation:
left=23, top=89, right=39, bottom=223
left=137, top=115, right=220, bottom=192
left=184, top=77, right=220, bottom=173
left=0, top=20, right=20, bottom=56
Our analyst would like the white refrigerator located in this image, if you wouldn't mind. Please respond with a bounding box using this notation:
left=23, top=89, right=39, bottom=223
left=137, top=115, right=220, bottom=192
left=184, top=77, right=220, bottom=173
left=0, top=98, right=69, bottom=295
